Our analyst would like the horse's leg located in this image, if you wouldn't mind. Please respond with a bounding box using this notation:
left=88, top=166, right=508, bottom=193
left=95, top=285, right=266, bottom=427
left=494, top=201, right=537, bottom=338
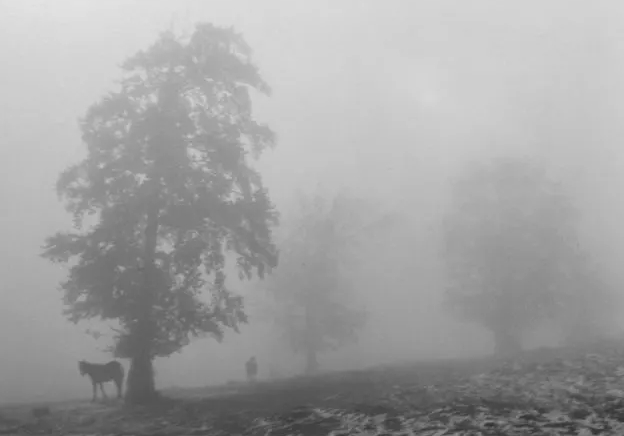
left=100, top=383, right=108, bottom=399
left=116, top=378, right=122, bottom=398
left=91, top=382, right=97, bottom=402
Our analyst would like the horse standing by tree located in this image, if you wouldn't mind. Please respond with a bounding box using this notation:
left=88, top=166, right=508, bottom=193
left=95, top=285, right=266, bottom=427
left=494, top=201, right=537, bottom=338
left=78, top=360, right=125, bottom=402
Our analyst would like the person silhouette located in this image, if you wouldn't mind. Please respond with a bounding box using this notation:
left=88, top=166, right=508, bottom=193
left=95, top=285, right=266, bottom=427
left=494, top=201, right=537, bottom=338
left=245, top=356, right=258, bottom=383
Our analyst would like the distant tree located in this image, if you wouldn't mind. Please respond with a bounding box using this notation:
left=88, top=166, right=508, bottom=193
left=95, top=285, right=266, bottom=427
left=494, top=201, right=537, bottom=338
left=41, top=23, right=278, bottom=404
left=263, top=190, right=393, bottom=374
left=443, top=157, right=588, bottom=355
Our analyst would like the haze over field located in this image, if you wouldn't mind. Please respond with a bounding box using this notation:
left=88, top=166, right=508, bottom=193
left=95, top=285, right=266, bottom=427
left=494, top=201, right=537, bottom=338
left=1, top=0, right=624, bottom=403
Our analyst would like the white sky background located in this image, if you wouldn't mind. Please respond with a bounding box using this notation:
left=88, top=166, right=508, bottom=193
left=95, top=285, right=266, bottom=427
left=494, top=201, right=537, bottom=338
left=1, top=0, right=624, bottom=402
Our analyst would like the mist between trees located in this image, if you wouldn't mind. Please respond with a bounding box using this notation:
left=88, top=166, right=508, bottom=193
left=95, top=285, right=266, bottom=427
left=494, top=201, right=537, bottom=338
left=16, top=4, right=624, bottom=405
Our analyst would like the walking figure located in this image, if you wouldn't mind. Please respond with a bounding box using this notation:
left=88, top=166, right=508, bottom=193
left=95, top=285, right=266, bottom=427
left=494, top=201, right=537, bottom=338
left=245, top=356, right=258, bottom=383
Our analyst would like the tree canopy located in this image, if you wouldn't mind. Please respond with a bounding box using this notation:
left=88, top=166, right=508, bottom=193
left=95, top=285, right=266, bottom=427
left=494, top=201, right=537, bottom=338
left=41, top=23, right=278, bottom=403
left=262, top=190, right=373, bottom=374
left=443, top=157, right=599, bottom=354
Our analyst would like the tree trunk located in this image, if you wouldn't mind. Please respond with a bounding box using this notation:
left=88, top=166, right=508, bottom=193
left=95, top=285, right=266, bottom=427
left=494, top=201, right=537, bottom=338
left=490, top=288, right=523, bottom=357
left=126, top=352, right=156, bottom=403
left=492, top=327, right=523, bottom=357
left=304, top=348, right=319, bottom=375
left=125, top=196, right=159, bottom=404
left=303, top=297, right=320, bottom=375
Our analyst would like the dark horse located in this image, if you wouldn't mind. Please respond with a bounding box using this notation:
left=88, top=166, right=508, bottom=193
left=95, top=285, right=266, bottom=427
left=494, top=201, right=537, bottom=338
left=78, top=360, right=125, bottom=402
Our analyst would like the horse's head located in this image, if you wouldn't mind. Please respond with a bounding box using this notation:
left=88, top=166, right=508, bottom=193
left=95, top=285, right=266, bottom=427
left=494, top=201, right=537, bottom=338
left=78, top=360, right=87, bottom=376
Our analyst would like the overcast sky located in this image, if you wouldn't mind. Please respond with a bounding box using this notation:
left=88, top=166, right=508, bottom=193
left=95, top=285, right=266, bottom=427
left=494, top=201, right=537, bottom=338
left=1, top=0, right=624, bottom=403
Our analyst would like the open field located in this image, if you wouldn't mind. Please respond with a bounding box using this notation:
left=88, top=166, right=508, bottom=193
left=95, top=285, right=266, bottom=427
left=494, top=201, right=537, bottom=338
left=3, top=341, right=624, bottom=435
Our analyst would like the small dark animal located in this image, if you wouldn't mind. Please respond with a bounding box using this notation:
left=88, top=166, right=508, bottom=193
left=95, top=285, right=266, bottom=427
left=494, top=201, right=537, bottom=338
left=78, top=360, right=125, bottom=402
left=245, top=356, right=258, bottom=383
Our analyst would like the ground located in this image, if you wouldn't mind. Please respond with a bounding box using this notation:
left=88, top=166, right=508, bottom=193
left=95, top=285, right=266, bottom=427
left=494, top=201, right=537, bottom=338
left=3, top=341, right=624, bottom=435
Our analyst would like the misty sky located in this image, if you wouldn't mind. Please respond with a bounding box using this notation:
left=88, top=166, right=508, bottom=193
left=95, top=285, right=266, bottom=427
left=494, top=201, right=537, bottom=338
left=2, top=0, right=624, bottom=403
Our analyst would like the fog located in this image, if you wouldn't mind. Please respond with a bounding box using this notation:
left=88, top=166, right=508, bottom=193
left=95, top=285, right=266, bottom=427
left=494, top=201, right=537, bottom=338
left=2, top=0, right=624, bottom=403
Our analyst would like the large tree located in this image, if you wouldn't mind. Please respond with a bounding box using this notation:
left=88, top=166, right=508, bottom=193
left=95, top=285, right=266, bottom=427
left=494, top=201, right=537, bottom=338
left=41, top=23, right=278, bottom=404
left=443, top=157, right=590, bottom=355
left=263, top=190, right=397, bottom=374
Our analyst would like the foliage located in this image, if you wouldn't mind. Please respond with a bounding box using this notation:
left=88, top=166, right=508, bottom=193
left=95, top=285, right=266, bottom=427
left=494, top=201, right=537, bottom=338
left=262, top=190, right=372, bottom=373
left=443, top=157, right=592, bottom=353
left=41, top=22, right=278, bottom=402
